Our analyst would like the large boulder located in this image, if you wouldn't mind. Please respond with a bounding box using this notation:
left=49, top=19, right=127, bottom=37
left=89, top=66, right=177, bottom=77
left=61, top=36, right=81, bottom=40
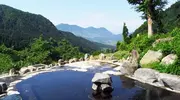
left=92, top=73, right=112, bottom=84
left=54, top=63, right=61, bottom=66
left=45, top=64, right=51, bottom=68
left=161, top=54, right=177, bottom=65
left=92, top=73, right=113, bottom=97
left=58, top=59, right=66, bottom=66
left=134, top=68, right=159, bottom=83
left=111, top=60, right=118, bottom=63
left=64, top=60, right=69, bottom=64
left=131, top=50, right=139, bottom=63
left=119, top=61, right=138, bottom=75
left=79, top=57, right=84, bottom=61
left=0, top=82, right=7, bottom=94
left=140, top=50, right=163, bottom=65
left=69, top=58, right=77, bottom=63
left=100, top=84, right=113, bottom=93
left=102, top=70, right=122, bottom=76
left=48, top=64, right=53, bottom=67
left=110, top=54, right=115, bottom=60
left=69, top=59, right=74, bottom=63
left=92, top=83, right=99, bottom=91
left=114, top=66, right=123, bottom=71
left=100, top=92, right=112, bottom=99
left=159, top=73, right=180, bottom=91
left=58, top=59, right=63, bottom=64
left=127, top=50, right=139, bottom=63
left=27, top=66, right=37, bottom=72
left=92, top=91, right=112, bottom=99
left=99, top=53, right=106, bottom=60
left=19, top=67, right=30, bottom=75
left=84, top=53, right=90, bottom=61
left=36, top=67, right=43, bottom=71
left=73, top=58, right=78, bottom=62
left=7, top=90, right=20, bottom=95
left=9, top=68, right=18, bottom=76
left=89, top=55, right=94, bottom=60
left=33, top=64, right=47, bottom=69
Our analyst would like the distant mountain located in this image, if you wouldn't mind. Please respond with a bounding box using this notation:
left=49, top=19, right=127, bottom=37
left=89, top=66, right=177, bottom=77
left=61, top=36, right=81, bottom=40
left=0, top=4, right=114, bottom=53
left=56, top=24, right=122, bottom=46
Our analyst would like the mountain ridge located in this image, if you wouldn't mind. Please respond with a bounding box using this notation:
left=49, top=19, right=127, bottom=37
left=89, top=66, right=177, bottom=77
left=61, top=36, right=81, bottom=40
left=56, top=23, right=122, bottom=46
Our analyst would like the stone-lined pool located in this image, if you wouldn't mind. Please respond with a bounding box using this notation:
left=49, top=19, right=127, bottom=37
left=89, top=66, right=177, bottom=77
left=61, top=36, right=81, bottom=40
left=16, top=70, right=180, bottom=100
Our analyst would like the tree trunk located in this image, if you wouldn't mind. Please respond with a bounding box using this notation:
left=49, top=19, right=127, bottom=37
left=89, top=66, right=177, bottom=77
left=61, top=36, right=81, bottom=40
left=148, top=15, right=153, bottom=38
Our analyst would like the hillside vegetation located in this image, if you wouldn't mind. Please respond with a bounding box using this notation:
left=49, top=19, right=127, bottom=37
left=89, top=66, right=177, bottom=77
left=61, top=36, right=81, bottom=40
left=115, top=1, right=180, bottom=75
left=0, top=5, right=112, bottom=53
left=0, top=36, right=84, bottom=73
left=0, top=4, right=115, bottom=73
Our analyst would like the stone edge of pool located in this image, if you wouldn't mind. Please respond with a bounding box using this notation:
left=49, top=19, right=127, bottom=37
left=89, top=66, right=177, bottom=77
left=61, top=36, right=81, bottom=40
left=0, top=60, right=180, bottom=99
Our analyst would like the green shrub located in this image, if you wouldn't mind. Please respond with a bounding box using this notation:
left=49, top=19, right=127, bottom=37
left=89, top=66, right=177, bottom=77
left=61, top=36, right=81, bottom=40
left=0, top=53, right=14, bottom=73
left=154, top=41, right=174, bottom=55
left=116, top=33, right=170, bottom=61
left=170, top=27, right=180, bottom=37
left=116, top=41, right=128, bottom=51
left=92, top=50, right=101, bottom=56
left=142, top=62, right=180, bottom=75
left=114, top=50, right=129, bottom=60
left=128, top=34, right=157, bottom=53
left=153, top=28, right=180, bottom=56
left=172, top=31, right=180, bottom=57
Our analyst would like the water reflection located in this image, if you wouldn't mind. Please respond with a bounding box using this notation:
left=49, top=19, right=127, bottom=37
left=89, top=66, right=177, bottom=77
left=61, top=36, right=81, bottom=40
left=16, top=71, right=180, bottom=100
left=91, top=90, right=112, bottom=100
left=91, top=75, right=180, bottom=100
left=120, top=76, right=135, bottom=89
left=133, top=79, right=180, bottom=100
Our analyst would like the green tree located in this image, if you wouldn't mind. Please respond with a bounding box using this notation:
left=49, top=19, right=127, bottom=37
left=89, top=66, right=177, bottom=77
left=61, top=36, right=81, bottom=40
left=127, top=0, right=167, bottom=38
left=57, top=39, right=82, bottom=60
left=116, top=41, right=128, bottom=51
left=122, top=23, right=129, bottom=43
left=116, top=41, right=121, bottom=50
left=0, top=35, right=85, bottom=73
left=27, top=36, right=51, bottom=64
left=0, top=53, right=14, bottom=72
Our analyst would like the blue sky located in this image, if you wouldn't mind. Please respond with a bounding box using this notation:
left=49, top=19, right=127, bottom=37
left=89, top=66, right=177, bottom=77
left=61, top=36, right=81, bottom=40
left=0, top=0, right=177, bottom=34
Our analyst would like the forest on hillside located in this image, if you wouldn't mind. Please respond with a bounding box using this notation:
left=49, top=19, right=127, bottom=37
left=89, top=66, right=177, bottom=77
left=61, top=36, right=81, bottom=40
left=0, top=5, right=113, bottom=53
left=0, top=36, right=84, bottom=72
left=0, top=4, right=115, bottom=73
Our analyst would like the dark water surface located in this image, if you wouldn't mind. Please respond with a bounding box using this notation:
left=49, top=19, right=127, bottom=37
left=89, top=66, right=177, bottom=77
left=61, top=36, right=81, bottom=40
left=16, top=70, right=180, bottom=100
